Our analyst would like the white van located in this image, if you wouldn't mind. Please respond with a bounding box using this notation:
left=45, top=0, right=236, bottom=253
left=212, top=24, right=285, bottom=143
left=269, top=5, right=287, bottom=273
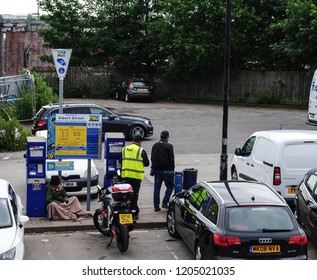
left=231, top=130, right=317, bottom=204
left=307, top=69, right=317, bottom=125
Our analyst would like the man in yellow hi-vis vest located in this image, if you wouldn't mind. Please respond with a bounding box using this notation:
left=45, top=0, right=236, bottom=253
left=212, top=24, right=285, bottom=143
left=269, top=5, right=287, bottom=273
left=121, top=135, right=149, bottom=220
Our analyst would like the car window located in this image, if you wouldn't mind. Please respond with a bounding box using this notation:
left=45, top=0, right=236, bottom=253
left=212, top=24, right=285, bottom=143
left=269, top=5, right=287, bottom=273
left=241, top=136, right=256, bottom=156
left=0, top=198, right=12, bottom=228
left=35, top=107, right=47, bottom=118
left=186, top=185, right=208, bottom=210
left=90, top=107, right=112, bottom=118
left=8, top=184, right=18, bottom=222
left=64, top=107, right=90, bottom=114
left=205, top=197, right=219, bottom=224
left=45, top=108, right=58, bottom=119
left=133, top=81, right=150, bottom=87
left=305, top=174, right=317, bottom=195
left=227, top=206, right=295, bottom=232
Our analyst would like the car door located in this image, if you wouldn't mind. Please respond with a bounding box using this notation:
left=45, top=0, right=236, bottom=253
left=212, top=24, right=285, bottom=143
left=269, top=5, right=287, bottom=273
left=297, top=173, right=317, bottom=237
left=308, top=186, right=317, bottom=243
left=233, top=136, right=257, bottom=180
left=8, top=184, right=25, bottom=257
left=180, top=185, right=210, bottom=252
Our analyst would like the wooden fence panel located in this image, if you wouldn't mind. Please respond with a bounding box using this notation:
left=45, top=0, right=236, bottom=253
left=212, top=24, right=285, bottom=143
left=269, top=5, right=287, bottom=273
left=33, top=66, right=312, bottom=105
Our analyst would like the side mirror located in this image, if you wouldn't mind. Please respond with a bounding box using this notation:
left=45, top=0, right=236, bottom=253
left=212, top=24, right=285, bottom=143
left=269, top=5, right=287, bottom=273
left=308, top=203, right=317, bottom=213
left=19, top=215, right=29, bottom=227
left=234, top=148, right=242, bottom=156
left=109, top=115, right=116, bottom=120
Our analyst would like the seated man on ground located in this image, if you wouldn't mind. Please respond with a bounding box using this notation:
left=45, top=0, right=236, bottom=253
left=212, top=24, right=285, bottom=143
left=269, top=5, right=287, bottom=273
left=46, top=175, right=92, bottom=221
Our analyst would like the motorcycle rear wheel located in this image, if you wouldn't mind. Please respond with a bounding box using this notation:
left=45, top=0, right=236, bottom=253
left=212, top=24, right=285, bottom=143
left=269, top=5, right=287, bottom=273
left=93, top=211, right=111, bottom=236
left=116, top=224, right=129, bottom=252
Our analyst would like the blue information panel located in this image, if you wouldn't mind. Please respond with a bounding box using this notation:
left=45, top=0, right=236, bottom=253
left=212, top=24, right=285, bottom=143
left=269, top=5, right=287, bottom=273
left=46, top=160, right=74, bottom=171
left=47, top=113, right=102, bottom=159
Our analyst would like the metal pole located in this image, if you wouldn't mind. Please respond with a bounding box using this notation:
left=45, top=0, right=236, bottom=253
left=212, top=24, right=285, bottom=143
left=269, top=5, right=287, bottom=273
left=59, top=78, right=63, bottom=113
left=58, top=78, right=63, bottom=184
left=220, top=0, right=232, bottom=181
left=87, top=159, right=91, bottom=211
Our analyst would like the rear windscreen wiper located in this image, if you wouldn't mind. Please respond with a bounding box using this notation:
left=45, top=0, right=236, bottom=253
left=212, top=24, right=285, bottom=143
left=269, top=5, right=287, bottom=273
left=262, top=228, right=292, bottom=232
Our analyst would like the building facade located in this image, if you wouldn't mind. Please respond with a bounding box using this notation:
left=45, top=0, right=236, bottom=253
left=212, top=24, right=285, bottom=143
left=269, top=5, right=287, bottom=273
left=0, top=16, right=51, bottom=77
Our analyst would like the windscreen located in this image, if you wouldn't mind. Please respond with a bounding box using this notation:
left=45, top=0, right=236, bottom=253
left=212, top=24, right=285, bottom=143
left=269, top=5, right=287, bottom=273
left=227, top=206, right=295, bottom=232
left=0, top=198, right=12, bottom=228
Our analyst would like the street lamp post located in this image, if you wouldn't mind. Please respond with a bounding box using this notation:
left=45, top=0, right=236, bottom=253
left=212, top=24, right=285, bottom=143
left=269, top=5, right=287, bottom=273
left=220, top=0, right=232, bottom=181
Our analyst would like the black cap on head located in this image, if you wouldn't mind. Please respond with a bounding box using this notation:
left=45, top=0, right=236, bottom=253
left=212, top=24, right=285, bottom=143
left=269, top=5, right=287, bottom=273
left=160, top=130, right=169, bottom=139
left=133, top=135, right=144, bottom=142
left=50, top=175, right=60, bottom=185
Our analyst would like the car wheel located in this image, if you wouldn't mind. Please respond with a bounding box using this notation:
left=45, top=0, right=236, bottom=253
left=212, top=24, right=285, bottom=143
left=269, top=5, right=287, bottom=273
left=231, top=166, right=238, bottom=180
left=195, top=241, right=205, bottom=260
left=125, top=93, right=130, bottom=102
left=128, top=125, right=145, bottom=141
left=167, top=208, right=180, bottom=238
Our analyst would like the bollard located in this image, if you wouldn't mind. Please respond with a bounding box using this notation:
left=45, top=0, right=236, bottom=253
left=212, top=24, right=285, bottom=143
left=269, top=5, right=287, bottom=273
left=183, top=168, right=198, bottom=190
left=174, top=171, right=183, bottom=194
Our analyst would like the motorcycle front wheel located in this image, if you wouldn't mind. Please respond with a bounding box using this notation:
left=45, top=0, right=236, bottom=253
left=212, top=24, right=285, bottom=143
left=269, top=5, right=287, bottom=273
left=116, top=224, right=129, bottom=253
left=93, top=211, right=111, bottom=236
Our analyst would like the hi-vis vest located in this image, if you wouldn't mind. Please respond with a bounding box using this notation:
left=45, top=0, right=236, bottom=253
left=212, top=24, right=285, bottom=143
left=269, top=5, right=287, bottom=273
left=121, top=144, right=145, bottom=180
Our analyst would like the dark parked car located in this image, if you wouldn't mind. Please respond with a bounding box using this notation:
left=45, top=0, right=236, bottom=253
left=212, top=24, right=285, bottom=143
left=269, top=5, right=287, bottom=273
left=31, top=103, right=153, bottom=140
left=116, top=78, right=154, bottom=102
left=295, top=168, right=317, bottom=246
left=167, top=180, right=308, bottom=260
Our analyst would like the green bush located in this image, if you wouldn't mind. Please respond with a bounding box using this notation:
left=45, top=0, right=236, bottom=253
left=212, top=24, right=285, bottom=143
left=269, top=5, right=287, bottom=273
left=15, top=71, right=58, bottom=121
left=254, top=92, right=283, bottom=105
left=63, top=84, right=90, bottom=98
left=0, top=117, right=30, bottom=152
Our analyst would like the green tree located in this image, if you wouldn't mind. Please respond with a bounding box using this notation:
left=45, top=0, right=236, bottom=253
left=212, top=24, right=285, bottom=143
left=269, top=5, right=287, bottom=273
left=270, top=0, right=317, bottom=71
left=229, top=0, right=288, bottom=70
left=147, top=0, right=226, bottom=79
left=36, top=0, right=316, bottom=80
left=37, top=0, right=98, bottom=65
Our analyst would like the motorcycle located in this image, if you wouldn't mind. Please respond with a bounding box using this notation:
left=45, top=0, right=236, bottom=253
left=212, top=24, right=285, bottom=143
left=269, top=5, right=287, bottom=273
left=93, top=181, right=135, bottom=253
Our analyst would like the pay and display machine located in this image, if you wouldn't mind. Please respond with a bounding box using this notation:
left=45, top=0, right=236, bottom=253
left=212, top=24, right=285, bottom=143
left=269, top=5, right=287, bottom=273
left=26, top=136, right=46, bottom=217
left=104, top=132, right=125, bottom=188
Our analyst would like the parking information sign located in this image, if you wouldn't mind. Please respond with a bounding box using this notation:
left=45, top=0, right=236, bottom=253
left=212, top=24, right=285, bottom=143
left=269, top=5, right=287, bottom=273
left=47, top=113, right=102, bottom=159
left=52, top=49, right=72, bottom=79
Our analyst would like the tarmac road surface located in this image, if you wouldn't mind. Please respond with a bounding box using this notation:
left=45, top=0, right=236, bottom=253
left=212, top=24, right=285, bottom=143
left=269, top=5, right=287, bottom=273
left=24, top=229, right=193, bottom=260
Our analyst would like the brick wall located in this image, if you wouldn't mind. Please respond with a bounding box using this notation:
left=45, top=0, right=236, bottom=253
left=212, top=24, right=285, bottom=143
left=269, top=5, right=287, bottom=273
left=0, top=30, right=51, bottom=76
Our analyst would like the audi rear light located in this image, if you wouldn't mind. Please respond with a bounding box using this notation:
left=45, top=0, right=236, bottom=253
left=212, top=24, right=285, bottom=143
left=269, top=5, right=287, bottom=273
left=37, top=120, right=47, bottom=128
left=273, top=167, right=281, bottom=185
left=288, top=233, right=307, bottom=245
left=214, top=234, right=241, bottom=246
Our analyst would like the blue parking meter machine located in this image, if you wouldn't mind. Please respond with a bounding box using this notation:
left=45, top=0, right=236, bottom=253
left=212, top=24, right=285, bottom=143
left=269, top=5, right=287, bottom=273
left=104, top=132, right=125, bottom=188
left=26, top=136, right=47, bottom=217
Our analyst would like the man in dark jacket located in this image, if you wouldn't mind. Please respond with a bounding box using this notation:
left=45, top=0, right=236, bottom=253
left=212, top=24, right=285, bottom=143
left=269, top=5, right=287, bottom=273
left=150, top=130, right=175, bottom=211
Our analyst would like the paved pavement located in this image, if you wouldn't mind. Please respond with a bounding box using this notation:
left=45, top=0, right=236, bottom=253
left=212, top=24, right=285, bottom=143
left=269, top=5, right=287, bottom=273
left=25, top=153, right=229, bottom=233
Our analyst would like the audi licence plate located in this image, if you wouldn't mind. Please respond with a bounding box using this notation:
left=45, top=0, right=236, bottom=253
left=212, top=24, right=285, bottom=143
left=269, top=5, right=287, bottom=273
left=119, top=213, right=133, bottom=224
left=250, top=245, right=280, bottom=253
left=62, top=182, right=77, bottom=187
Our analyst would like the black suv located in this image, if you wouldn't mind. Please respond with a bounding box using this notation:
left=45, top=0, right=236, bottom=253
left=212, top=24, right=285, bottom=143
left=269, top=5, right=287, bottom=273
left=167, top=180, right=308, bottom=260
left=31, top=103, right=153, bottom=140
